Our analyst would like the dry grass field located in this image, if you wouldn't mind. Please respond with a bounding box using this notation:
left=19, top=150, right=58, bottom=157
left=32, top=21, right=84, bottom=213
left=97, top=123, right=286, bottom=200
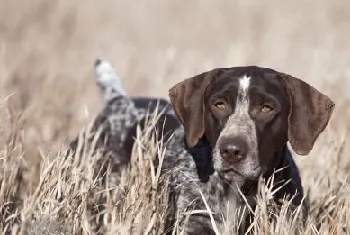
left=1, top=0, right=350, bottom=234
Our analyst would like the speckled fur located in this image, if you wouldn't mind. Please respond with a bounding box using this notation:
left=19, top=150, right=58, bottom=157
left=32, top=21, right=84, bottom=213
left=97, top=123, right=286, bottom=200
left=67, top=60, right=309, bottom=234
left=68, top=92, right=241, bottom=234
left=68, top=94, right=248, bottom=234
left=67, top=58, right=233, bottom=233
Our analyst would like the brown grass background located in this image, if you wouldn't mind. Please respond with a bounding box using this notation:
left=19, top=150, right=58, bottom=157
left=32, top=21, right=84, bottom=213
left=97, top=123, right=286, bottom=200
left=0, top=0, right=350, bottom=234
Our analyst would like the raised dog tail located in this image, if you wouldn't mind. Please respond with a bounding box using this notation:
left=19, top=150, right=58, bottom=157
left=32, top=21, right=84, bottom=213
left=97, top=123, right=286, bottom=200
left=94, top=57, right=127, bottom=104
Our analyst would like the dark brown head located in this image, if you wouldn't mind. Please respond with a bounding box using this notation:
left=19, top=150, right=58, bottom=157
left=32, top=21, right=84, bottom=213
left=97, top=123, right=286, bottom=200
left=169, top=66, right=334, bottom=183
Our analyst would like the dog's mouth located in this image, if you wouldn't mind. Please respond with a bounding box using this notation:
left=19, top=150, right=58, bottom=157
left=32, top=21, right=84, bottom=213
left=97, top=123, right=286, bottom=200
left=218, top=167, right=261, bottom=195
left=219, top=165, right=262, bottom=180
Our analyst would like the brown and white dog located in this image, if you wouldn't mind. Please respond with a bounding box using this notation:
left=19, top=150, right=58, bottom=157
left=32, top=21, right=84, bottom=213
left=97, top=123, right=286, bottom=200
left=69, top=61, right=334, bottom=234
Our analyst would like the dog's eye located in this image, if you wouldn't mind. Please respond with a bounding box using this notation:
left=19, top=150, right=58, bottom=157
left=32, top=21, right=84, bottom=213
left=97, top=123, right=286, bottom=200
left=261, top=104, right=274, bottom=113
left=215, top=102, right=226, bottom=109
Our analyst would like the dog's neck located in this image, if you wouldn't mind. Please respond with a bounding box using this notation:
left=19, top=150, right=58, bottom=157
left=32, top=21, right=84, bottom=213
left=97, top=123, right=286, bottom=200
left=263, top=145, right=288, bottom=180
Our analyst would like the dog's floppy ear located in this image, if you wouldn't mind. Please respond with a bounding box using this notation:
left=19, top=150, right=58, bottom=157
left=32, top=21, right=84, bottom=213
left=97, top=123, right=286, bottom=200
left=279, top=73, right=335, bottom=155
left=168, top=71, right=214, bottom=148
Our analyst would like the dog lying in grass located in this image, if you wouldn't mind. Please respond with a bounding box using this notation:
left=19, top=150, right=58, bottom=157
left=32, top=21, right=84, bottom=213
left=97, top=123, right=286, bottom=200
left=66, top=59, right=334, bottom=234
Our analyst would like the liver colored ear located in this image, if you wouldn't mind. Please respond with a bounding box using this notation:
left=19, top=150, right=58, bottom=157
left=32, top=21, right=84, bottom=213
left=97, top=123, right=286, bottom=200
left=280, top=74, right=335, bottom=155
left=168, top=71, right=214, bottom=148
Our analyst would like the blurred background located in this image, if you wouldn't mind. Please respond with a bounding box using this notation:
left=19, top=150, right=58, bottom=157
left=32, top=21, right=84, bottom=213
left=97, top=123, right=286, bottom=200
left=0, top=0, right=349, bottom=190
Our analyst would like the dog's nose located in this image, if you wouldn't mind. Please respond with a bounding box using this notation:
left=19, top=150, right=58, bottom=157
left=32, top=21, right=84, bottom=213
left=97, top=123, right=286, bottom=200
left=219, top=137, right=248, bottom=163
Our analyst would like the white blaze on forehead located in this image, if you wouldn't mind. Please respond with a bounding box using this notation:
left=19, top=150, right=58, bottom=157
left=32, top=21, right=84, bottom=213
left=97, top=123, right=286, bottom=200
left=236, top=75, right=251, bottom=112
left=231, top=75, right=251, bottom=129
left=239, top=75, right=251, bottom=95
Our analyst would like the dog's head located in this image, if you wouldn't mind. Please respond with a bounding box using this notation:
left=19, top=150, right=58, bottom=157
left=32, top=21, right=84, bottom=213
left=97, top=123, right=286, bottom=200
left=169, top=66, right=334, bottom=183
